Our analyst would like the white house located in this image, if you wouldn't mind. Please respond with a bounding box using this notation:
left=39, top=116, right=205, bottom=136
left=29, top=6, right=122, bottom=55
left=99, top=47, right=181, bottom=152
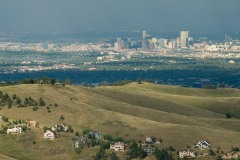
left=193, top=140, right=211, bottom=149
left=179, top=150, right=196, bottom=159
left=97, top=56, right=103, bottom=61
left=110, top=142, right=125, bottom=151
left=43, top=130, right=55, bottom=140
left=7, top=126, right=22, bottom=134
left=145, top=136, right=161, bottom=144
left=145, top=136, right=153, bottom=143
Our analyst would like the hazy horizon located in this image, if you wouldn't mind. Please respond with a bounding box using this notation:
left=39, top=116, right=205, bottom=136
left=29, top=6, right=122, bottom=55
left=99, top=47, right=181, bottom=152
left=0, top=0, right=240, bottom=33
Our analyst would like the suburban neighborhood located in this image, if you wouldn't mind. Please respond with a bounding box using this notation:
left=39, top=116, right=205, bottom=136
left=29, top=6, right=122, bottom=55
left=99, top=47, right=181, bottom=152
left=1, top=112, right=240, bottom=159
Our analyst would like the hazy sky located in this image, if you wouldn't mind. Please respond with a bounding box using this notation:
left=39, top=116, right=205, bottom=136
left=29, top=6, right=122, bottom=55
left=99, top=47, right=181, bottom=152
left=0, top=0, right=240, bottom=32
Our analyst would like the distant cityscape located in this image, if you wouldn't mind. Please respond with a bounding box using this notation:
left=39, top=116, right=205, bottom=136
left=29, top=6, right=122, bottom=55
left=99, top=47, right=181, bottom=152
left=0, top=31, right=240, bottom=87
left=0, top=31, right=240, bottom=53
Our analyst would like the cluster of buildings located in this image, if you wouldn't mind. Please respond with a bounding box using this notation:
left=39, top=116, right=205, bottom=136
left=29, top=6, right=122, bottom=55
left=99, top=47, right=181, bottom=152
left=1, top=114, right=240, bottom=159
left=112, top=31, right=191, bottom=51
left=4, top=119, right=38, bottom=134
left=0, top=31, right=239, bottom=54
left=112, top=31, right=240, bottom=53
left=0, top=115, right=240, bottom=159
left=0, top=42, right=105, bottom=52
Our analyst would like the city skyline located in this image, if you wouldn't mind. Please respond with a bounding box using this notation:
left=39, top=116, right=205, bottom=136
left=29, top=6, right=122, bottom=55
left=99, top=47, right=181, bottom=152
left=0, top=0, right=240, bottom=33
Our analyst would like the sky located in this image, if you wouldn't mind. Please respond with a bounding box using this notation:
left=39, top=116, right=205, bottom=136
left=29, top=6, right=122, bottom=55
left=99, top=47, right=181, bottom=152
left=0, top=0, right=240, bottom=33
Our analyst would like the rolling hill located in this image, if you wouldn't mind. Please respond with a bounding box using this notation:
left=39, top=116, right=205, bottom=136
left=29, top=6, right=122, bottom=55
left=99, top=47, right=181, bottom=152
left=0, top=83, right=240, bottom=160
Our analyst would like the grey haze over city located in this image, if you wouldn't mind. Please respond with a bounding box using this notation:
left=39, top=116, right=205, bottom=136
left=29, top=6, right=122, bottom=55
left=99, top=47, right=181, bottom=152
left=0, top=0, right=240, bottom=33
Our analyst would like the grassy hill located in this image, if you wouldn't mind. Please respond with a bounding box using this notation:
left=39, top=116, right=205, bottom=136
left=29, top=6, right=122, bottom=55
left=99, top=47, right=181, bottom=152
left=0, top=83, right=240, bottom=160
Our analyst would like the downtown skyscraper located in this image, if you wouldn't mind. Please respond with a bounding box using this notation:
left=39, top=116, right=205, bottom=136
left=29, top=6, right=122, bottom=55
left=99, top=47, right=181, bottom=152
left=142, top=31, right=148, bottom=49
left=180, top=31, right=189, bottom=48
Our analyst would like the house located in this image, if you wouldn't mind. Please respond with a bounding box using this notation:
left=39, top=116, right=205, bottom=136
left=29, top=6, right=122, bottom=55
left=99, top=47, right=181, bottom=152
left=7, top=126, right=22, bottom=134
left=26, top=120, right=38, bottom=127
left=110, top=142, right=125, bottom=151
left=43, top=130, right=55, bottom=140
left=179, top=150, right=196, bottom=159
left=72, top=137, right=89, bottom=148
left=97, top=56, right=103, bottom=61
left=143, top=146, right=156, bottom=155
left=54, top=83, right=64, bottom=86
left=145, top=136, right=153, bottom=143
left=52, top=123, right=69, bottom=132
left=39, top=80, right=44, bottom=84
left=86, top=130, right=102, bottom=140
left=222, top=152, right=240, bottom=159
left=193, top=140, right=211, bottom=149
left=145, top=136, right=162, bottom=144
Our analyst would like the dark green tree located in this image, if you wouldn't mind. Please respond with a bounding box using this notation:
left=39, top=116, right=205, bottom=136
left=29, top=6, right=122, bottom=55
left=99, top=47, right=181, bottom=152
left=154, top=148, right=174, bottom=160
left=51, top=78, right=56, bottom=85
left=75, top=132, right=80, bottom=136
left=82, top=128, right=91, bottom=135
left=8, top=100, right=13, bottom=109
left=209, top=149, right=216, bottom=156
left=39, top=97, right=45, bottom=106
left=225, top=113, right=232, bottom=118
left=110, top=152, right=118, bottom=160
left=12, top=94, right=17, bottom=100
left=136, top=77, right=142, bottom=84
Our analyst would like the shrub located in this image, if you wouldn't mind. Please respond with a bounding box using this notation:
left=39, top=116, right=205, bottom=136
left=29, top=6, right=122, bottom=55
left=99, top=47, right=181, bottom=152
left=225, top=113, right=232, bottom=118
left=75, top=147, right=81, bottom=154
left=60, top=115, right=65, bottom=121
left=136, top=77, right=142, bottom=84
left=231, top=147, right=240, bottom=151
left=32, top=106, right=38, bottom=111
left=208, top=149, right=215, bottom=156
left=82, top=128, right=91, bottom=135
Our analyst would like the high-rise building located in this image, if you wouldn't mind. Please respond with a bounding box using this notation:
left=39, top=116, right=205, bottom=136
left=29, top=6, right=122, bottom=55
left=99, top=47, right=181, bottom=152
left=176, top=37, right=180, bottom=48
left=114, top=38, right=128, bottom=50
left=142, top=31, right=148, bottom=49
left=169, top=39, right=177, bottom=49
left=180, top=31, right=189, bottom=48
left=158, top=38, right=168, bottom=49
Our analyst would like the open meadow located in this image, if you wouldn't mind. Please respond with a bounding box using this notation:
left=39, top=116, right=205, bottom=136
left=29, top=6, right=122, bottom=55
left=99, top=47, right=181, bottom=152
left=0, top=83, right=240, bottom=159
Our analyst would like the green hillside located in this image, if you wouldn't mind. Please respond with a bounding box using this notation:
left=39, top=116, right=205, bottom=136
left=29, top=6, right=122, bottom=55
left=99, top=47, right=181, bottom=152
left=0, top=83, right=240, bottom=160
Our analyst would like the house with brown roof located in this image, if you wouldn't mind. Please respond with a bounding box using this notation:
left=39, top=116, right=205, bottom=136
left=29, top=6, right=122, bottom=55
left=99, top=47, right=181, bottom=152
left=26, top=119, right=38, bottom=127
